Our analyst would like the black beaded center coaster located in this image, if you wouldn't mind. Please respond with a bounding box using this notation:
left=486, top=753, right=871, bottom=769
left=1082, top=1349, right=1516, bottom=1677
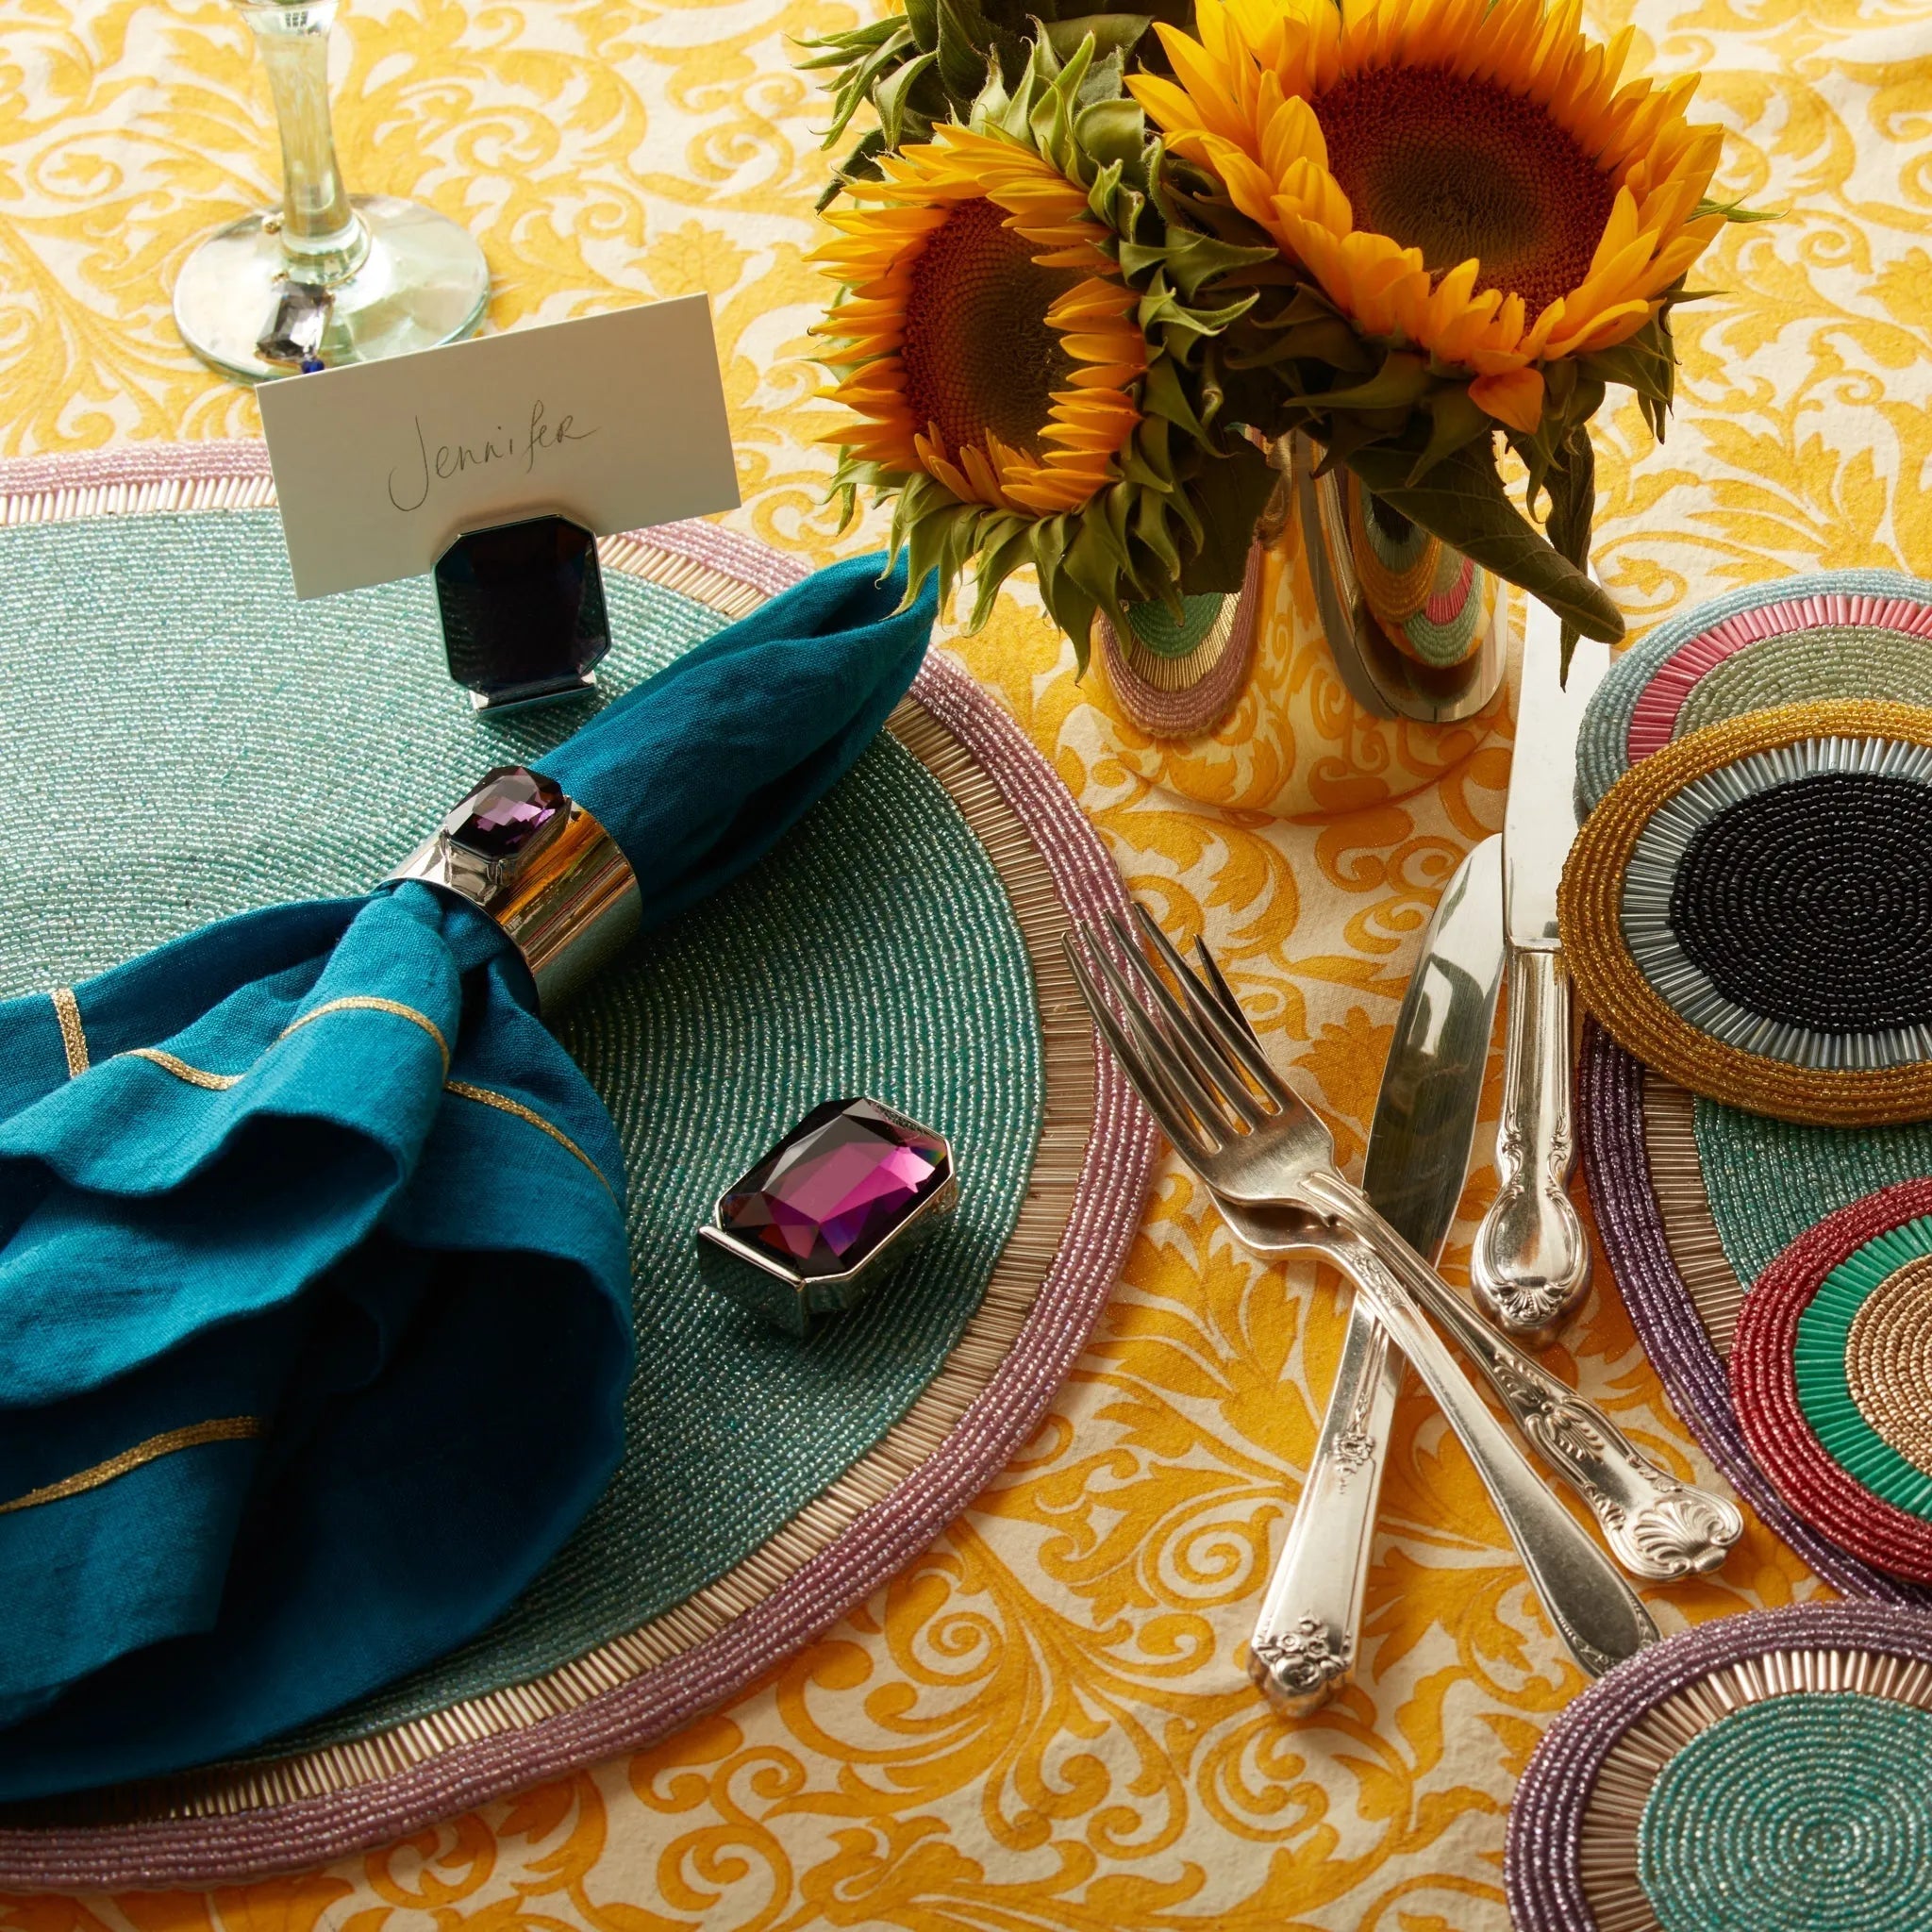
left=1669, top=772, right=1932, bottom=1036
left=1559, top=703, right=1932, bottom=1124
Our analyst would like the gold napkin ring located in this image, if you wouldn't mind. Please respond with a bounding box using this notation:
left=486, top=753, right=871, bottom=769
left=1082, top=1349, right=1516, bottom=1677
left=389, top=764, right=641, bottom=1013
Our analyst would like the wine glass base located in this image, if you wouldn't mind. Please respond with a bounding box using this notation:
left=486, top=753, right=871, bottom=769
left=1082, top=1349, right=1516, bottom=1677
left=174, top=194, right=491, bottom=384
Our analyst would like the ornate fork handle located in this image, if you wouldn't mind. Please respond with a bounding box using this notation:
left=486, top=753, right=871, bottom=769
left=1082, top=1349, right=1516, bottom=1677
left=1301, top=1231, right=1657, bottom=1679
left=1247, top=1297, right=1396, bottom=1714
left=1317, top=1176, right=1744, bottom=1581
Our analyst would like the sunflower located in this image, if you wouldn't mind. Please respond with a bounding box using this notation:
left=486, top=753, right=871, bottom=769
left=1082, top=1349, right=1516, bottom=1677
left=815, top=126, right=1149, bottom=515
left=1128, top=0, right=1727, bottom=434
left=809, top=38, right=1269, bottom=658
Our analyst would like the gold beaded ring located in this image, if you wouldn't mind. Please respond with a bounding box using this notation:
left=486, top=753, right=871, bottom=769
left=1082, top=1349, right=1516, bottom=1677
left=1559, top=699, right=1932, bottom=1125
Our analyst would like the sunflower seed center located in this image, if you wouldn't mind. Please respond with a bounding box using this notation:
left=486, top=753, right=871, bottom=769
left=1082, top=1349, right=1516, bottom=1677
left=900, top=197, right=1079, bottom=460
left=1312, top=65, right=1617, bottom=323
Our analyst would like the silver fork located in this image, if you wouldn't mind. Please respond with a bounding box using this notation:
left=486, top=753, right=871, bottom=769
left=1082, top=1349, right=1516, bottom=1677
left=1063, top=916, right=1707, bottom=1680
left=1174, top=924, right=1742, bottom=1585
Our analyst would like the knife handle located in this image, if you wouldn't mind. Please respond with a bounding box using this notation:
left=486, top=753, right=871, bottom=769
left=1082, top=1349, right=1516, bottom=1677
left=1472, top=945, right=1590, bottom=1342
left=1317, top=1230, right=1658, bottom=1679
left=1247, top=1294, right=1398, bottom=1715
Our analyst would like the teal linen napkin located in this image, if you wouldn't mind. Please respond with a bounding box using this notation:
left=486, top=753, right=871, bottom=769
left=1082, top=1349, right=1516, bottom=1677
left=0, top=554, right=932, bottom=1799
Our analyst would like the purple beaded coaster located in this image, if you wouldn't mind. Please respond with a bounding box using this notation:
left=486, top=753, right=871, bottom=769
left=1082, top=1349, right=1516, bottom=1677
left=0, top=445, right=1158, bottom=1889
left=1507, top=1600, right=1932, bottom=1932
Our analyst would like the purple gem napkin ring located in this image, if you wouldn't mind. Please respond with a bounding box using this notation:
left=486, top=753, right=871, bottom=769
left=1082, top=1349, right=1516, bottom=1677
left=390, top=763, right=640, bottom=1012
left=697, top=1098, right=958, bottom=1334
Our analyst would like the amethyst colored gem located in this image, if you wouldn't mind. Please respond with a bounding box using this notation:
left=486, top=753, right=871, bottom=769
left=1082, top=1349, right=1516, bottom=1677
left=442, top=766, right=564, bottom=863
left=718, top=1098, right=951, bottom=1279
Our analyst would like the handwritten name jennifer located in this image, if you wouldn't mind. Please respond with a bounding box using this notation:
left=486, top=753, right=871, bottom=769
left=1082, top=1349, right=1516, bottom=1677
left=388, top=401, right=599, bottom=512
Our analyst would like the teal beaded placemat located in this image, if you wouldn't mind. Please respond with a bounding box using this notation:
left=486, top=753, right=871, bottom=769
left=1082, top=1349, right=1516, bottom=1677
left=0, top=507, right=1044, bottom=1749
left=1507, top=1601, right=1932, bottom=1932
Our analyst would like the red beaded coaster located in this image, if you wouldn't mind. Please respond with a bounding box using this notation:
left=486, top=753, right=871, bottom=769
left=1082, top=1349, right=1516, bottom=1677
left=1732, top=1178, right=1932, bottom=1583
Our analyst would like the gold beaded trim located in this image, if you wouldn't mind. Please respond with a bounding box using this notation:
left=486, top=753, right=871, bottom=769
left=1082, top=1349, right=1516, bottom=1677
left=1559, top=700, right=1932, bottom=1125
left=48, top=986, right=88, bottom=1077
left=1845, top=1254, right=1932, bottom=1478
left=444, top=1080, right=613, bottom=1196
left=282, top=996, right=451, bottom=1075
left=0, top=1417, right=263, bottom=1517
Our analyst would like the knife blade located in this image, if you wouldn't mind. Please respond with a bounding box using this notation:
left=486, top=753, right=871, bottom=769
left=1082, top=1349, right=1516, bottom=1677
left=1471, top=598, right=1609, bottom=1341
left=1247, top=835, right=1506, bottom=1714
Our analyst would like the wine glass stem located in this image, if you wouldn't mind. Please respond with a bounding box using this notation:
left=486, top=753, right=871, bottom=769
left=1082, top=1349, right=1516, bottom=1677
left=244, top=1, right=369, bottom=285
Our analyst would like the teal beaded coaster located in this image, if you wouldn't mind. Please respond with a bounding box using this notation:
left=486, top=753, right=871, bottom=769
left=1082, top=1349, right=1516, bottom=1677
left=1507, top=1602, right=1932, bottom=1932
left=1638, top=1692, right=1932, bottom=1932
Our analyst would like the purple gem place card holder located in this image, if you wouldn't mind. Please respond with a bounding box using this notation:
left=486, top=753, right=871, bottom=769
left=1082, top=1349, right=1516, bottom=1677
left=258, top=300, right=741, bottom=712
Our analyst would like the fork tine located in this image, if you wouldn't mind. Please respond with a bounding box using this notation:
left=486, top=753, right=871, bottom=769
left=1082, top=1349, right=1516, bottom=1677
left=1191, top=935, right=1249, bottom=1036
left=1103, top=911, right=1268, bottom=1129
left=1129, top=906, right=1297, bottom=1108
left=1061, top=934, right=1215, bottom=1164
left=1075, top=927, right=1234, bottom=1146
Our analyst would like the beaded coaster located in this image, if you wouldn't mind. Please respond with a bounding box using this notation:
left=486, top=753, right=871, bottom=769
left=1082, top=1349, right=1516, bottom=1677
left=1560, top=701, right=1932, bottom=1125
left=1574, top=571, right=1932, bottom=817
left=1507, top=1600, right=1932, bottom=1932
left=1730, top=1182, right=1932, bottom=1583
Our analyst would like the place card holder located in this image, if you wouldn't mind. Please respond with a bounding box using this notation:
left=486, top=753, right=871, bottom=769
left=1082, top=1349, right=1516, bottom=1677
left=433, top=510, right=611, bottom=713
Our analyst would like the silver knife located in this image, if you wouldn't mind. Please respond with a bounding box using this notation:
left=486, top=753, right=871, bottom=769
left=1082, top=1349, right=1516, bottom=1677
left=1247, top=836, right=1506, bottom=1714
left=1471, top=599, right=1608, bottom=1342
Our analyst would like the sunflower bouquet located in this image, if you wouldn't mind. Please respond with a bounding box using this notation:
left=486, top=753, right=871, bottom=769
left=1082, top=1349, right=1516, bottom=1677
left=805, top=0, right=1751, bottom=669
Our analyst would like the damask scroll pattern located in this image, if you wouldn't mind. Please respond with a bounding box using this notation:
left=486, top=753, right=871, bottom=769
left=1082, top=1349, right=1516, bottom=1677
left=0, top=0, right=1899, bottom=1923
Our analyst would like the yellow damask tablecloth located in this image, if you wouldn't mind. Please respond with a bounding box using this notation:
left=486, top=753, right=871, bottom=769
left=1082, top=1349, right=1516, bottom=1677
left=2, top=1, right=1926, bottom=1924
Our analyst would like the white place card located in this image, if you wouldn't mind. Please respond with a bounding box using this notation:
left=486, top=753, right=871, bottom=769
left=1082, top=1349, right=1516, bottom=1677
left=258, top=298, right=741, bottom=599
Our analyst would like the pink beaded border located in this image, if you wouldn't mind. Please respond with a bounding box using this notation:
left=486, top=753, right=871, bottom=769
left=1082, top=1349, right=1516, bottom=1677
left=1625, top=591, right=1932, bottom=760
left=1729, top=1180, right=1932, bottom=1586
left=0, top=445, right=1158, bottom=1888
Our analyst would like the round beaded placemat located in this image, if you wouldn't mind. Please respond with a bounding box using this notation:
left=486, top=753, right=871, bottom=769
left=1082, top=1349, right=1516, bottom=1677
left=1574, top=572, right=1932, bottom=817
left=1560, top=701, right=1932, bottom=1125
left=0, top=445, right=1157, bottom=1888
left=1506, top=1600, right=1932, bottom=1932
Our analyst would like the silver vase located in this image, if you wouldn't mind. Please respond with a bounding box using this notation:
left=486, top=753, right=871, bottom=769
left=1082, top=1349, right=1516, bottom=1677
left=1293, top=432, right=1507, bottom=724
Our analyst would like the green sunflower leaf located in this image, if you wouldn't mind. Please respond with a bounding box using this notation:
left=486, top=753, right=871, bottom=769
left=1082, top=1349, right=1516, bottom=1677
left=1139, top=355, right=1209, bottom=440
left=903, top=0, right=941, bottom=50
left=1042, top=14, right=1156, bottom=64
left=1123, top=227, right=1276, bottom=299
left=1691, top=193, right=1778, bottom=224
left=1177, top=437, right=1274, bottom=597
left=1074, top=95, right=1146, bottom=170
left=935, top=0, right=1009, bottom=104
left=1541, top=424, right=1597, bottom=673
left=1580, top=325, right=1675, bottom=412
left=817, top=128, right=888, bottom=208
left=1312, top=351, right=1430, bottom=413
left=1341, top=440, right=1624, bottom=644
left=874, top=52, right=941, bottom=148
